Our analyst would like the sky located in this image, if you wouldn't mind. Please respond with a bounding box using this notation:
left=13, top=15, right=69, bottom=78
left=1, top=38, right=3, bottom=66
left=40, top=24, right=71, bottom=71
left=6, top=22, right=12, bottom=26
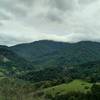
left=0, top=0, right=100, bottom=46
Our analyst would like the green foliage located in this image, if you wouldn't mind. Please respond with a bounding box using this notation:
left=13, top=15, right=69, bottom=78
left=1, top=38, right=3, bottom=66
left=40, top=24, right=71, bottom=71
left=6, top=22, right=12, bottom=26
left=0, top=41, right=100, bottom=100
left=0, top=77, right=36, bottom=100
left=0, top=46, right=34, bottom=71
left=11, top=40, right=100, bottom=70
left=43, top=80, right=92, bottom=96
left=45, top=84, right=100, bottom=100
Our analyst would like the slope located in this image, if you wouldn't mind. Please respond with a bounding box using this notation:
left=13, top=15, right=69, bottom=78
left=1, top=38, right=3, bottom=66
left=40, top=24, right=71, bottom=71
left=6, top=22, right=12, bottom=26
left=43, top=80, right=92, bottom=96
left=0, top=45, right=34, bottom=77
left=11, top=40, right=100, bottom=69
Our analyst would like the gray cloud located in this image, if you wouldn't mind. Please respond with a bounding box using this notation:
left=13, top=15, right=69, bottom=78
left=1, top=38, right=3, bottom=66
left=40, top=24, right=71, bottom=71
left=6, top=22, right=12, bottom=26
left=20, top=0, right=35, bottom=6
left=46, top=11, right=63, bottom=23
left=0, top=13, right=10, bottom=20
left=0, top=22, right=3, bottom=26
left=50, top=0, right=75, bottom=11
left=0, top=0, right=100, bottom=45
left=0, top=34, right=18, bottom=46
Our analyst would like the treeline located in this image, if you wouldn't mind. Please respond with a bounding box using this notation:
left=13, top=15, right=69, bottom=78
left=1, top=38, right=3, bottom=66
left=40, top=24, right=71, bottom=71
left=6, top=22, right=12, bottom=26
left=18, top=60, right=100, bottom=83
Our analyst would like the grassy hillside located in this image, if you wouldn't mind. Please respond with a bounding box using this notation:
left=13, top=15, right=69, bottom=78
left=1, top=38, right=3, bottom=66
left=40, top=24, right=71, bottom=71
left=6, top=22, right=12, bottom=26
left=43, top=80, right=92, bottom=96
left=0, top=78, right=93, bottom=100
left=0, top=77, right=99, bottom=100
left=33, top=80, right=100, bottom=100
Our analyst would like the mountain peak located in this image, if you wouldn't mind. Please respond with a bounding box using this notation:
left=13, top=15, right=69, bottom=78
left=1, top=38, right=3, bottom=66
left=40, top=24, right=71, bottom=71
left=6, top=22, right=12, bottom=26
left=32, top=40, right=64, bottom=44
left=32, top=40, right=100, bottom=45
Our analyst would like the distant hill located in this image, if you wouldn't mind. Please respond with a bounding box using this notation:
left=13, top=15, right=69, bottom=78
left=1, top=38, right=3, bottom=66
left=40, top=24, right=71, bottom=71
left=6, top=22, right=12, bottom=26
left=11, top=40, right=67, bottom=61
left=11, top=40, right=100, bottom=69
left=43, top=80, right=92, bottom=95
left=0, top=45, right=33, bottom=72
left=1, top=40, right=100, bottom=80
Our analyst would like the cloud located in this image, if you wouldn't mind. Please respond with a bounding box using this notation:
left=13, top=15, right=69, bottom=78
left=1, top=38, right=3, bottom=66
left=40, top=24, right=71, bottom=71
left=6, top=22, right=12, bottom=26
left=0, top=0, right=100, bottom=45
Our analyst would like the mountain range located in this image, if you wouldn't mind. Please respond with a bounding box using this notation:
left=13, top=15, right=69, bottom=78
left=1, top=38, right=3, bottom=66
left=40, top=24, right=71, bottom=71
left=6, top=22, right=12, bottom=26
left=10, top=40, right=100, bottom=70
left=0, top=40, right=100, bottom=79
left=0, top=40, right=100, bottom=100
left=0, top=40, right=100, bottom=81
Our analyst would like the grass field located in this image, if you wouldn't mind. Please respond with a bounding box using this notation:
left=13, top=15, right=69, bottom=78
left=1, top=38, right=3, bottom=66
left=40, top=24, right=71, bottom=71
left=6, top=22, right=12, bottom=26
left=43, top=80, right=92, bottom=96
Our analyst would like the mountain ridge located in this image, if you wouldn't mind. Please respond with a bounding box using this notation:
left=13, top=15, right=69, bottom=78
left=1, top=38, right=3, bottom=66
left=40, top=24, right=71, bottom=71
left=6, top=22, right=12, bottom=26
left=10, top=40, right=100, bottom=70
left=0, top=46, right=33, bottom=71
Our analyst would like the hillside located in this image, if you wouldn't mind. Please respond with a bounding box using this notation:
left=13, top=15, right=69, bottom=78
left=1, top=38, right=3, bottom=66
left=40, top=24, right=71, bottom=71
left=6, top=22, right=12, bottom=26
left=11, top=40, right=100, bottom=69
left=0, top=78, right=95, bottom=100
left=0, top=41, right=100, bottom=100
left=0, top=40, right=100, bottom=82
left=11, top=40, right=67, bottom=61
left=0, top=46, right=34, bottom=77
left=18, top=60, right=100, bottom=83
left=43, top=80, right=92, bottom=96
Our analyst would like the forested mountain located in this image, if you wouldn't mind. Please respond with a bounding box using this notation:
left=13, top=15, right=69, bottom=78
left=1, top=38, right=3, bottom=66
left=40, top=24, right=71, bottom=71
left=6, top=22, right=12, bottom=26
left=0, top=40, right=100, bottom=100
left=0, top=45, right=33, bottom=72
left=11, top=40, right=100, bottom=69
left=0, top=40, right=100, bottom=78
left=11, top=40, right=67, bottom=61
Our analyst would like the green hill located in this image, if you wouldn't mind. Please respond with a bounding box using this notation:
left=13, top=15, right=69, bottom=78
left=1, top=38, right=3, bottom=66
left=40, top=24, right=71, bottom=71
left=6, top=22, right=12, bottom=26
left=11, top=40, right=100, bottom=70
left=0, top=46, right=34, bottom=77
left=33, top=80, right=94, bottom=100
left=0, top=78, right=93, bottom=100
left=43, top=80, right=92, bottom=96
left=0, top=41, right=99, bottom=100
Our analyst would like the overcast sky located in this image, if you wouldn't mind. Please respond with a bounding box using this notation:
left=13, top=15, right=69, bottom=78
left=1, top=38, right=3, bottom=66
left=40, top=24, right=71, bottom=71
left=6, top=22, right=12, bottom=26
left=0, top=0, right=100, bottom=46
